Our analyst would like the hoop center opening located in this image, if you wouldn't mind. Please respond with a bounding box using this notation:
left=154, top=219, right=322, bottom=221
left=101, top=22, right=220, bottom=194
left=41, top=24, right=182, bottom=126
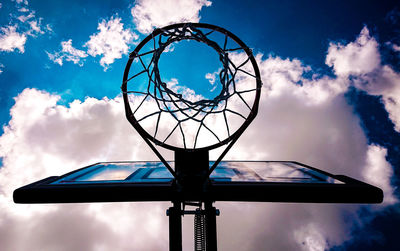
left=158, top=40, right=223, bottom=103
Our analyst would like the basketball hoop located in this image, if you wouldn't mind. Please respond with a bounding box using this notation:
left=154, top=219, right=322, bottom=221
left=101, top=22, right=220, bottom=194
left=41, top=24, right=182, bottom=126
left=122, top=23, right=262, bottom=152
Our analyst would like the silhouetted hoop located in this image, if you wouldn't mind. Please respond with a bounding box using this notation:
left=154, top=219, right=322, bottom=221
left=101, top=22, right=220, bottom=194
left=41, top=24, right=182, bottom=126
left=122, top=23, right=261, bottom=151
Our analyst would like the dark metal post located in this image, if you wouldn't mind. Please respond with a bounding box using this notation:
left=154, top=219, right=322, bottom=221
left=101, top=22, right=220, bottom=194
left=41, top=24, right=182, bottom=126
left=205, top=201, right=218, bottom=251
left=175, top=149, right=209, bottom=190
left=168, top=201, right=182, bottom=251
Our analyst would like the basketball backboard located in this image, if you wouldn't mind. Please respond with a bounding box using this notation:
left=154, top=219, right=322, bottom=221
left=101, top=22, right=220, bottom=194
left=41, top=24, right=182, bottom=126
left=14, top=161, right=383, bottom=204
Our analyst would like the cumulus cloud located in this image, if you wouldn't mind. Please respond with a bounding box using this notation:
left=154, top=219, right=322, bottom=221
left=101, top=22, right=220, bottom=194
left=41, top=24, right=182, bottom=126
left=131, top=0, right=212, bottom=34
left=49, top=17, right=136, bottom=70
left=216, top=52, right=396, bottom=250
left=84, top=16, right=138, bottom=70
left=0, top=26, right=398, bottom=250
left=47, top=39, right=88, bottom=66
left=326, top=27, right=381, bottom=76
left=257, top=55, right=349, bottom=105
left=326, top=26, right=400, bottom=132
left=363, top=145, right=397, bottom=205
left=356, top=65, right=400, bottom=132
left=0, top=59, right=397, bottom=250
left=0, top=25, right=27, bottom=53
left=0, top=88, right=172, bottom=250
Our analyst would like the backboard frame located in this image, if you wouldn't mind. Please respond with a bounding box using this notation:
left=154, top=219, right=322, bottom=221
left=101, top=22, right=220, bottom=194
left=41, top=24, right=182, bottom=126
left=13, top=161, right=383, bottom=204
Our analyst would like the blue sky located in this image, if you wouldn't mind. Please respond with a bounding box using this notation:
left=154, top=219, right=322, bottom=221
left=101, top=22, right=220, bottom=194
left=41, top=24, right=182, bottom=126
left=0, top=0, right=400, bottom=250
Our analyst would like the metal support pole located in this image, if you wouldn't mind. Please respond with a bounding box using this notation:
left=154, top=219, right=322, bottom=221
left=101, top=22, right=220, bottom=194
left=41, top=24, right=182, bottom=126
left=168, top=201, right=182, bottom=251
left=205, top=201, right=218, bottom=251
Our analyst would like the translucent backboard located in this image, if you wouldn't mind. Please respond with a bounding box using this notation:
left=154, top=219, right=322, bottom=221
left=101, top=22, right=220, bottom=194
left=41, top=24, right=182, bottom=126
left=52, top=162, right=174, bottom=184
left=14, top=161, right=383, bottom=204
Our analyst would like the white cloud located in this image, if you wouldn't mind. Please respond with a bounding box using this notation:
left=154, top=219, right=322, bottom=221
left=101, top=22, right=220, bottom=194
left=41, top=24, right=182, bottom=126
left=0, top=25, right=27, bottom=53
left=0, top=0, right=51, bottom=71
left=17, top=11, right=35, bottom=23
left=164, top=43, right=175, bottom=52
left=252, top=54, right=348, bottom=106
left=327, top=26, right=400, bottom=132
left=392, top=43, right=400, bottom=52
left=16, top=10, right=50, bottom=37
left=46, top=51, right=63, bottom=66
left=17, top=7, right=29, bottom=12
left=215, top=50, right=397, bottom=249
left=45, top=23, right=53, bottom=33
left=326, top=26, right=381, bottom=76
left=0, top=54, right=397, bottom=250
left=27, top=19, right=44, bottom=35
left=12, top=3, right=48, bottom=36
left=294, top=224, right=328, bottom=251
left=356, top=65, right=400, bottom=132
left=205, top=72, right=216, bottom=84
left=0, top=88, right=171, bottom=250
left=84, top=16, right=138, bottom=70
left=230, top=54, right=366, bottom=177
left=385, top=42, right=400, bottom=52
left=0, top=26, right=398, bottom=250
left=47, top=39, right=88, bottom=66
left=205, top=70, right=220, bottom=92
left=10, top=0, right=52, bottom=37
left=131, top=0, right=212, bottom=34
left=13, top=0, right=29, bottom=4
left=205, top=68, right=223, bottom=93
left=363, top=144, right=397, bottom=205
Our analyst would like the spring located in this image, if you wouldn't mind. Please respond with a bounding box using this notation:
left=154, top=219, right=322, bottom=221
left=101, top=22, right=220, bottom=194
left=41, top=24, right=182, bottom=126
left=194, top=211, right=206, bottom=251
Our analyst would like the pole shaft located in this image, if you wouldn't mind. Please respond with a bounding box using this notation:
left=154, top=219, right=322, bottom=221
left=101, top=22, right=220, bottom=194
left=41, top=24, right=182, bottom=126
left=169, top=201, right=182, bottom=251
left=205, top=201, right=218, bottom=251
